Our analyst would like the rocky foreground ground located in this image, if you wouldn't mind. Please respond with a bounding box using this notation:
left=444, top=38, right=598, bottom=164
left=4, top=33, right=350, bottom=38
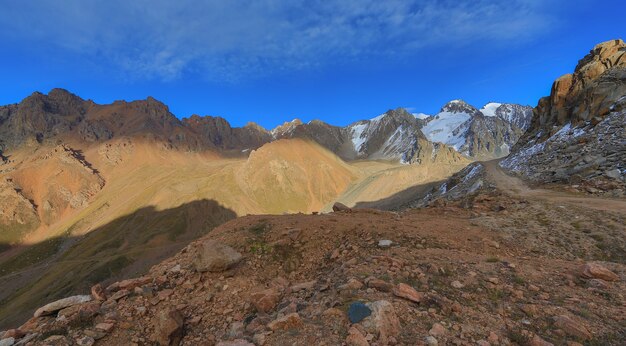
left=1, top=178, right=624, bottom=346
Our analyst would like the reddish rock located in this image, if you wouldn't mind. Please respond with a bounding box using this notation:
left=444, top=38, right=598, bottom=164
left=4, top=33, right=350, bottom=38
left=428, top=323, right=446, bottom=337
left=267, top=313, right=303, bottom=331
left=367, top=278, right=394, bottom=292
left=90, top=284, right=107, bottom=301
left=95, top=322, right=115, bottom=332
left=580, top=263, right=619, bottom=281
left=3, top=329, right=25, bottom=339
left=216, top=340, right=255, bottom=346
left=346, top=326, right=370, bottom=346
left=392, top=283, right=423, bottom=303
left=290, top=280, right=317, bottom=292
left=249, top=288, right=280, bottom=313
left=529, top=334, right=554, bottom=346
left=152, top=309, right=184, bottom=346
left=553, top=315, right=592, bottom=340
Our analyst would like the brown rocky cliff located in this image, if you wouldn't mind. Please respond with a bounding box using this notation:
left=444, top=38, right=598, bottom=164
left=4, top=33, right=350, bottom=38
left=519, top=39, right=626, bottom=147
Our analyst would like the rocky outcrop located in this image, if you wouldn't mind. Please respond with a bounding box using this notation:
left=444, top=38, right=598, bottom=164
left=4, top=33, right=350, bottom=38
left=33, top=295, right=92, bottom=318
left=183, top=115, right=272, bottom=152
left=504, top=39, right=626, bottom=190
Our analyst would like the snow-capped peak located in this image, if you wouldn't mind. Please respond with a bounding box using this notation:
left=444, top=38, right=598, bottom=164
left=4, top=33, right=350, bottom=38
left=479, top=102, right=502, bottom=117
left=413, top=113, right=430, bottom=120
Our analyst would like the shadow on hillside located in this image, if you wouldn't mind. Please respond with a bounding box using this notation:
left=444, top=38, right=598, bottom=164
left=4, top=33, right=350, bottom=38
left=354, top=179, right=445, bottom=211
left=0, top=199, right=237, bottom=330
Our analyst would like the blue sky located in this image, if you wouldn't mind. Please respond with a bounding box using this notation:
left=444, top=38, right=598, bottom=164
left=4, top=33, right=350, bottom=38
left=0, top=0, right=624, bottom=128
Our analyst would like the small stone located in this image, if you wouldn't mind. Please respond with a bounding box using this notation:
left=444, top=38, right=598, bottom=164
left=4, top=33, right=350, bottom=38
left=392, top=283, right=423, bottom=303
left=347, top=302, right=372, bottom=323
left=366, top=278, right=393, bottom=292
left=76, top=336, right=95, bottom=346
left=253, top=333, right=266, bottom=346
left=487, top=331, right=499, bottom=344
left=250, top=288, right=280, bottom=313
left=91, top=284, right=107, bottom=301
left=345, top=326, right=369, bottom=346
left=290, top=280, right=317, bottom=292
left=477, top=341, right=490, bottom=346
left=109, top=289, right=130, bottom=301
left=529, top=335, right=554, bottom=346
left=378, top=240, right=393, bottom=248
left=451, top=280, right=464, bottom=289
left=340, top=278, right=364, bottom=290
left=267, top=313, right=303, bottom=331
left=2, top=330, right=25, bottom=339
left=95, top=322, right=115, bottom=332
left=429, top=323, right=446, bottom=337
left=216, top=340, right=255, bottom=346
left=424, top=336, right=438, bottom=346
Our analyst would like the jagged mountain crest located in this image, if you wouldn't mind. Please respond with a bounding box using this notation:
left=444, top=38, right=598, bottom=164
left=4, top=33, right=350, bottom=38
left=0, top=89, right=533, bottom=162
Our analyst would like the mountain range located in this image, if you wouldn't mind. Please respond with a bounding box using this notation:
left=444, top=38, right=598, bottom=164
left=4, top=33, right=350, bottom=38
left=0, top=90, right=533, bottom=163
left=0, top=39, right=624, bottom=345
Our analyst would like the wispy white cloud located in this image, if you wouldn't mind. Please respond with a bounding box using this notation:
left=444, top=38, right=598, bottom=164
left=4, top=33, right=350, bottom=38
left=0, top=0, right=565, bottom=82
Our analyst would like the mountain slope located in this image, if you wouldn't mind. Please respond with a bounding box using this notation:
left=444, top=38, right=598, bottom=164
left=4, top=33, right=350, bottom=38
left=502, top=39, right=626, bottom=191
left=421, top=100, right=533, bottom=159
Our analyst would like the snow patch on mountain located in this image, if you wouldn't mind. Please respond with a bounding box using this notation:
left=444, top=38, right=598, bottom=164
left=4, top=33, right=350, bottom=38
left=350, top=123, right=369, bottom=152
left=413, top=113, right=430, bottom=120
left=480, top=103, right=502, bottom=117
left=421, top=111, right=471, bottom=150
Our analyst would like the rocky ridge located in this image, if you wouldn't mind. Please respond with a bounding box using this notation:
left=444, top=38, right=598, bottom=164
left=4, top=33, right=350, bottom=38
left=503, top=39, right=626, bottom=191
left=0, top=89, right=532, bottom=163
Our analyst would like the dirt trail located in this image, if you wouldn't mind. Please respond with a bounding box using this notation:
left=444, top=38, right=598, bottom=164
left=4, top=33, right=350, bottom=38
left=482, top=160, right=626, bottom=214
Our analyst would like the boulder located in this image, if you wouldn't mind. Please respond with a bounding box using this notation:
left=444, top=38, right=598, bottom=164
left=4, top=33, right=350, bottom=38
left=392, top=283, right=423, bottom=303
left=193, top=240, right=243, bottom=272
left=152, top=309, right=184, bottom=346
left=34, top=295, right=92, bottom=317
left=579, top=263, right=619, bottom=281
left=332, top=202, right=351, bottom=212
left=361, top=300, right=400, bottom=345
